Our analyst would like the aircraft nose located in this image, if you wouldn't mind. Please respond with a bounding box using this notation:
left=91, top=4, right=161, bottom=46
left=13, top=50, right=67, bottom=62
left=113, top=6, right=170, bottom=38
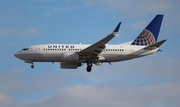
left=14, top=52, right=20, bottom=58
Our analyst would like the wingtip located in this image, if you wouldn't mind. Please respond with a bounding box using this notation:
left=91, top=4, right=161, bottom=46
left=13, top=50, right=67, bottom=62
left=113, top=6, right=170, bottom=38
left=113, top=22, right=121, bottom=32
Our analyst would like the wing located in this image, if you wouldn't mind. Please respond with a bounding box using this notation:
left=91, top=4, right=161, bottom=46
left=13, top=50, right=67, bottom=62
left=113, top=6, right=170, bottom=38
left=79, top=22, right=121, bottom=62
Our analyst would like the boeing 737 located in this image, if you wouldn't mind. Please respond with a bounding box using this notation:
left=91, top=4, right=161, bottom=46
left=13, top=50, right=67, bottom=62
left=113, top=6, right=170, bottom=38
left=14, top=14, right=166, bottom=72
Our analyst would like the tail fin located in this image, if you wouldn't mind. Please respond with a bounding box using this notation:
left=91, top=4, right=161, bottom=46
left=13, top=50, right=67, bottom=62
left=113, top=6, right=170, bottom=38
left=131, top=14, right=164, bottom=46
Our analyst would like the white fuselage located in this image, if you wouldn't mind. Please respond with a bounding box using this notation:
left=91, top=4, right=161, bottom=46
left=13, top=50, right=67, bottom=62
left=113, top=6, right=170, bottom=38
left=14, top=43, right=158, bottom=63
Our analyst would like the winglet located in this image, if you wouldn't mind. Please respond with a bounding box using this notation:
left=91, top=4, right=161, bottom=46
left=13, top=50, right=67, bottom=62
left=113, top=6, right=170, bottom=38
left=113, top=22, right=121, bottom=33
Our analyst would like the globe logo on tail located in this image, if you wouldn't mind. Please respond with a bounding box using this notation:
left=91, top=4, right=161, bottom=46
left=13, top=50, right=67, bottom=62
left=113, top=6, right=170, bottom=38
left=131, top=29, right=156, bottom=46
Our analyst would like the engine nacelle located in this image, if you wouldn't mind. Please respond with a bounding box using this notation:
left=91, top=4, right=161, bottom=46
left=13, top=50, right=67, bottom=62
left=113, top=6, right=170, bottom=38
left=61, top=62, right=82, bottom=69
left=61, top=52, right=79, bottom=61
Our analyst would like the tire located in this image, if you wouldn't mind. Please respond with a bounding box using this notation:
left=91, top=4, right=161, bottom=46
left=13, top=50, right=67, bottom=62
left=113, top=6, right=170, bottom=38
left=31, top=65, right=34, bottom=69
left=86, top=66, right=91, bottom=72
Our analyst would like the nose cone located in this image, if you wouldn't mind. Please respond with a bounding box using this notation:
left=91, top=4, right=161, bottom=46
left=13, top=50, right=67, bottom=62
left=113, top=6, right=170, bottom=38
left=14, top=52, right=20, bottom=58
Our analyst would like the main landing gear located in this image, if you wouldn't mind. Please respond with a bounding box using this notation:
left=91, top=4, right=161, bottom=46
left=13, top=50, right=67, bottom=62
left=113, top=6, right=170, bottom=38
left=86, top=61, right=92, bottom=72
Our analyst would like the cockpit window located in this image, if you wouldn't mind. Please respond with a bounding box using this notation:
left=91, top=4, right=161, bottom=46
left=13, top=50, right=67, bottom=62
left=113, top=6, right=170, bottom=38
left=22, top=48, right=29, bottom=51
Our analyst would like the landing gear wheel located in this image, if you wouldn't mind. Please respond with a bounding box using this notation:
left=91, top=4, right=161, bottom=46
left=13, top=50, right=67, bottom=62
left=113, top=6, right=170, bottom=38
left=86, top=66, right=92, bottom=72
left=31, top=65, right=34, bottom=69
left=86, top=60, right=92, bottom=72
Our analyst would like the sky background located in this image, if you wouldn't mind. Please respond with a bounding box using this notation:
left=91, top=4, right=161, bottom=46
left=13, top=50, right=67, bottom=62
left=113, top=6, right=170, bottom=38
left=0, top=0, right=180, bottom=107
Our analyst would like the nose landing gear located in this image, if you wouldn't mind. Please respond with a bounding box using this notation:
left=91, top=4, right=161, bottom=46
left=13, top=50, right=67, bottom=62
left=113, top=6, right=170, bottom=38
left=25, top=61, right=34, bottom=69
left=31, top=64, right=34, bottom=69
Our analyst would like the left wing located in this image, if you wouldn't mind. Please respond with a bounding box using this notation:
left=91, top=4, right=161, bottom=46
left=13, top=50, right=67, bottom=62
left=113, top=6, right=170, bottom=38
left=79, top=22, right=121, bottom=60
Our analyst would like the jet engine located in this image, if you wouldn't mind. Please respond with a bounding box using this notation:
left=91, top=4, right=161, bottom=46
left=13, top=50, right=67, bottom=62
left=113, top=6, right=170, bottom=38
left=60, top=62, right=82, bottom=69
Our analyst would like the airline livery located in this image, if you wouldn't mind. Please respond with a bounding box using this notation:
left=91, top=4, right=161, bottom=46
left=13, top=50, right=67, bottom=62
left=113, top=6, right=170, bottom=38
left=14, top=15, right=166, bottom=72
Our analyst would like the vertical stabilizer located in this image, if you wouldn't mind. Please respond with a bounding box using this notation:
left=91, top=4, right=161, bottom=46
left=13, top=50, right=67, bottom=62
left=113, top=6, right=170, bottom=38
left=131, top=15, right=164, bottom=46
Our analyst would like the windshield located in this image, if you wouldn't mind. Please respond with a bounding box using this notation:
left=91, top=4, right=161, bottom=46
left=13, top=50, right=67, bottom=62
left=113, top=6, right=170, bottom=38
left=21, top=48, right=29, bottom=51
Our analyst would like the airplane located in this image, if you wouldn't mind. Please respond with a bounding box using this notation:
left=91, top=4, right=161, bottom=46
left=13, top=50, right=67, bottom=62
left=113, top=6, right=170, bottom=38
left=14, top=14, right=166, bottom=72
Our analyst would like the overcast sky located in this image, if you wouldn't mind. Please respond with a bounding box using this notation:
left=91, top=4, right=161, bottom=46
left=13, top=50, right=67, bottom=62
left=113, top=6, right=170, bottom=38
left=0, top=0, right=180, bottom=107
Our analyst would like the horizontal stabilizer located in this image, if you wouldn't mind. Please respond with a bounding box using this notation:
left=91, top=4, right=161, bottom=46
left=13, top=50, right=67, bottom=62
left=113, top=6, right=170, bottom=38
left=144, top=39, right=166, bottom=50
